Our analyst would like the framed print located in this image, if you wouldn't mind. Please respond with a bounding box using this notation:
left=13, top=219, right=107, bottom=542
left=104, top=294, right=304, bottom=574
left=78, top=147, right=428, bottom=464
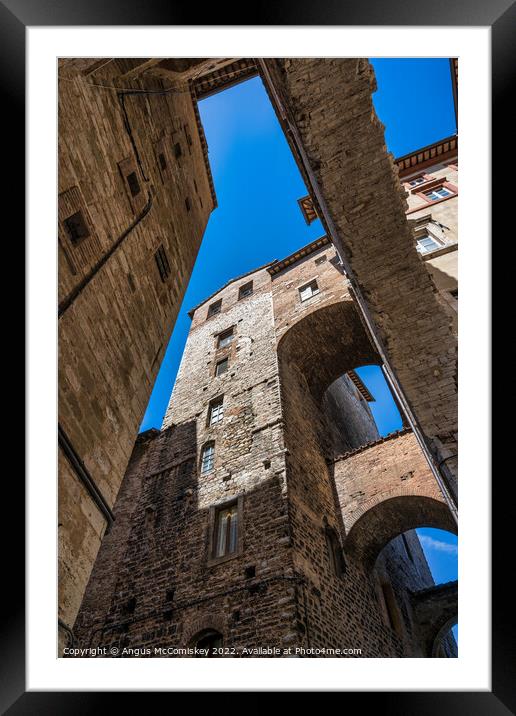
left=10, top=0, right=514, bottom=710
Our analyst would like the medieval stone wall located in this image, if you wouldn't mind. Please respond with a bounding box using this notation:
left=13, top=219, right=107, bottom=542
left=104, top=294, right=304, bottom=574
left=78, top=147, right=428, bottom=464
left=264, top=58, right=458, bottom=502
left=58, top=58, right=215, bottom=643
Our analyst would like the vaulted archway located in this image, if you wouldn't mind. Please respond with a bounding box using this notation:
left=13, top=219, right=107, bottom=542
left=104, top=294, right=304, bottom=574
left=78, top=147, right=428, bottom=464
left=344, top=494, right=456, bottom=571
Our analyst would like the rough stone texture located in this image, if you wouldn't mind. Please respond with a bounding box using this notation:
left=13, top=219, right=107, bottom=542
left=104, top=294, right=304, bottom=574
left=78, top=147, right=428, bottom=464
left=58, top=58, right=215, bottom=640
left=74, top=240, right=455, bottom=658
left=264, top=58, right=458, bottom=501
left=410, top=580, right=458, bottom=657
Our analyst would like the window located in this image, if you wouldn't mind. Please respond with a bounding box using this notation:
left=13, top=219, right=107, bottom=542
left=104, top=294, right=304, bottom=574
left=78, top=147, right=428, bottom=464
left=64, top=210, right=90, bottom=246
left=215, top=358, right=229, bottom=377
left=209, top=396, right=224, bottom=425
left=238, top=281, right=253, bottom=299
left=195, top=630, right=223, bottom=656
left=217, top=328, right=234, bottom=349
left=126, top=171, right=141, bottom=197
left=207, top=300, right=222, bottom=318
left=201, top=443, right=215, bottom=473
left=423, top=187, right=451, bottom=201
left=409, top=176, right=426, bottom=186
left=315, top=255, right=327, bottom=266
left=214, top=502, right=239, bottom=558
left=154, top=244, right=171, bottom=282
left=416, top=235, right=441, bottom=254
left=174, top=142, right=182, bottom=159
left=299, top=279, right=319, bottom=302
left=325, top=527, right=346, bottom=577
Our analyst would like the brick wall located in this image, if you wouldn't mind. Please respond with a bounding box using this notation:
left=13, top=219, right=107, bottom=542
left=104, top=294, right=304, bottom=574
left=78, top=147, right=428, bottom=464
left=74, top=240, right=455, bottom=658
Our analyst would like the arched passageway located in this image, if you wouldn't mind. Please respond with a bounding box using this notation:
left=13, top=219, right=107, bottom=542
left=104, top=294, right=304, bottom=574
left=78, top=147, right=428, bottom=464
left=277, top=299, right=380, bottom=401
left=344, top=494, right=456, bottom=571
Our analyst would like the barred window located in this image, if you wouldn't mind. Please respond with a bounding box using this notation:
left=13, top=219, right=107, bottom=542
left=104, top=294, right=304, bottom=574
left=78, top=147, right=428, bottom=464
left=207, top=299, right=222, bottom=318
left=238, top=281, right=253, bottom=299
left=154, top=245, right=171, bottom=282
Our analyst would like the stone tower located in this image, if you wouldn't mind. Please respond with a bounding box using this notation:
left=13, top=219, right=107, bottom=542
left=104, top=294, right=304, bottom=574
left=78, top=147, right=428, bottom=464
left=74, top=236, right=457, bottom=657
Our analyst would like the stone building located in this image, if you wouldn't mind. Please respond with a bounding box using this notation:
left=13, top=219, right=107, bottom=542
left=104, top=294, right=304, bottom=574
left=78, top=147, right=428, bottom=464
left=59, top=58, right=458, bottom=654
left=73, top=237, right=457, bottom=657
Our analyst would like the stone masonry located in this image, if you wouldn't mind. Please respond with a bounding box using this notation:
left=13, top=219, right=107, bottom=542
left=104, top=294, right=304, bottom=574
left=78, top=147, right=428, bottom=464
left=58, top=58, right=215, bottom=650
left=74, top=238, right=457, bottom=658
left=262, top=59, right=458, bottom=502
left=61, top=57, right=458, bottom=658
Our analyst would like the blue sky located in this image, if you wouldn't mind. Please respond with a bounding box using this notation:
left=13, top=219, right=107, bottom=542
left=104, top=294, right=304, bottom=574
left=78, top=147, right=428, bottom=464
left=139, top=59, right=458, bottom=642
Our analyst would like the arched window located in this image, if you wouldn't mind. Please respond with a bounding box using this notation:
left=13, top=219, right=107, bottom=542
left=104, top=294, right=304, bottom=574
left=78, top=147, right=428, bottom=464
left=201, top=442, right=215, bottom=473
left=194, top=629, right=223, bottom=657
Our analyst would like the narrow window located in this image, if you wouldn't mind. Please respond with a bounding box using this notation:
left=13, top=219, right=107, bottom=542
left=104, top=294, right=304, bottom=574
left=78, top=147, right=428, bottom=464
left=315, top=254, right=327, bottom=266
left=126, top=171, right=141, bottom=197
left=207, top=299, right=222, bottom=318
left=299, top=279, right=319, bottom=302
left=238, top=281, right=253, bottom=300
left=217, top=328, right=233, bottom=349
left=214, top=502, right=239, bottom=558
left=325, top=527, right=345, bottom=577
left=154, top=244, right=171, bottom=282
left=416, top=236, right=441, bottom=254
left=185, top=197, right=191, bottom=212
left=174, top=142, right=182, bottom=159
left=64, top=210, right=90, bottom=246
left=215, top=358, right=229, bottom=377
left=158, top=152, right=167, bottom=171
left=201, top=443, right=215, bottom=473
left=195, top=630, right=223, bottom=657
left=209, top=396, right=224, bottom=425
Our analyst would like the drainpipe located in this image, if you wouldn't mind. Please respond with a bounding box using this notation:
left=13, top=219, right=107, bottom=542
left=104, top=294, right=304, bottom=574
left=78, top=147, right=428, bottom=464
left=259, top=59, right=458, bottom=525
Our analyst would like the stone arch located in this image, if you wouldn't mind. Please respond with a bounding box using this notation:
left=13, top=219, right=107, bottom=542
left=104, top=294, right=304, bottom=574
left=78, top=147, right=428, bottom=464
left=432, top=616, right=458, bottom=657
left=277, top=299, right=380, bottom=401
left=183, top=612, right=227, bottom=648
left=344, top=493, right=456, bottom=570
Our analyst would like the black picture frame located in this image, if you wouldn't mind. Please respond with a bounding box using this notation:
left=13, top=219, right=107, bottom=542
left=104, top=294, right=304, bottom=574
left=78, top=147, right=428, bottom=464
left=9, top=0, right=513, bottom=710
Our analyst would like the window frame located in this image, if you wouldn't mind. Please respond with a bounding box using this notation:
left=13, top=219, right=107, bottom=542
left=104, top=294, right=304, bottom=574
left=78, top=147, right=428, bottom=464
left=208, top=396, right=224, bottom=426
left=200, top=442, right=215, bottom=474
left=215, top=357, right=229, bottom=377
left=217, top=328, right=234, bottom=349
left=416, top=235, right=443, bottom=254
left=298, top=279, right=320, bottom=302
left=238, top=281, right=254, bottom=300
left=207, top=299, right=222, bottom=319
left=154, top=244, right=171, bottom=282
left=207, top=495, right=244, bottom=566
